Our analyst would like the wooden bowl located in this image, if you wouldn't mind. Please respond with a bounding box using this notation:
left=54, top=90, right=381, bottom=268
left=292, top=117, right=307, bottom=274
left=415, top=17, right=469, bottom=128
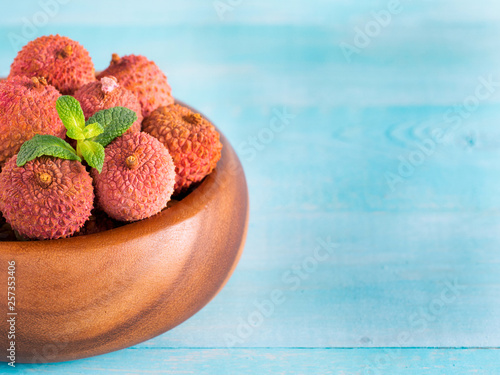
left=0, top=107, right=248, bottom=363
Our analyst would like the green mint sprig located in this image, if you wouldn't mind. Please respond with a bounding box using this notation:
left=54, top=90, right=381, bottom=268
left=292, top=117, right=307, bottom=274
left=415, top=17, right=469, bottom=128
left=17, top=135, right=82, bottom=166
left=16, top=96, right=137, bottom=173
left=88, top=106, right=138, bottom=147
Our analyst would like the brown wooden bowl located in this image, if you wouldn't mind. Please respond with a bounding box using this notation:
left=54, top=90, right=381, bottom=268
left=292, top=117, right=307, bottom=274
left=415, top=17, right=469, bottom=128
left=0, top=105, right=248, bottom=363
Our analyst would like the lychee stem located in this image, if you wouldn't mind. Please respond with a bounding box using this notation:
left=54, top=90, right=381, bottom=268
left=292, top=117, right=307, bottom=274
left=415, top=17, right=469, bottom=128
left=31, top=77, right=47, bottom=89
left=101, top=77, right=119, bottom=94
left=37, top=172, right=52, bottom=188
left=184, top=113, right=202, bottom=124
left=111, top=53, right=121, bottom=64
left=58, top=45, right=73, bottom=59
left=125, top=155, right=138, bottom=169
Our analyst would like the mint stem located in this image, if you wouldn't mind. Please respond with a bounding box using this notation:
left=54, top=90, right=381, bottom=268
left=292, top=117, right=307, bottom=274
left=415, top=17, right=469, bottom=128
left=76, top=143, right=82, bottom=159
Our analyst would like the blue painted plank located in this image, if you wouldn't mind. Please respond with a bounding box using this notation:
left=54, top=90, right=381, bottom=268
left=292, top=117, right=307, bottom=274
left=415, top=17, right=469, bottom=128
left=130, top=211, right=500, bottom=348
left=9, top=348, right=500, bottom=374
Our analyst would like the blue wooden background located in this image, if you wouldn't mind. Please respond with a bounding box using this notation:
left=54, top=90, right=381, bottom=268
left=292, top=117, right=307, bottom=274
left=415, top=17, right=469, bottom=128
left=1, top=0, right=500, bottom=373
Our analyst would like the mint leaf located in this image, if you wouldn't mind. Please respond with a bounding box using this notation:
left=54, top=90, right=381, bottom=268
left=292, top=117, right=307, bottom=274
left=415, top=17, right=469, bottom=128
left=78, top=140, right=105, bottom=173
left=17, top=135, right=80, bottom=167
left=83, top=122, right=105, bottom=139
left=66, top=127, right=85, bottom=141
left=56, top=96, right=86, bottom=136
left=50, top=100, right=135, bottom=172
left=87, top=107, right=137, bottom=147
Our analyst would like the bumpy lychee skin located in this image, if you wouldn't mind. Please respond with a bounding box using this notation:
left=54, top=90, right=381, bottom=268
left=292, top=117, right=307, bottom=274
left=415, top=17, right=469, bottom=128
left=97, top=54, right=174, bottom=118
left=0, top=76, right=66, bottom=167
left=142, top=104, right=222, bottom=195
left=74, top=76, right=143, bottom=133
left=93, top=132, right=176, bottom=222
left=9, top=35, right=95, bottom=94
left=0, top=156, right=94, bottom=240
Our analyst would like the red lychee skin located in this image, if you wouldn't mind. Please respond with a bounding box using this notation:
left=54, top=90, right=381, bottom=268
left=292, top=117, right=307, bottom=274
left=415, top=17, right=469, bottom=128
left=0, top=156, right=94, bottom=240
left=0, top=76, right=66, bottom=167
left=97, top=54, right=174, bottom=118
left=142, top=104, right=222, bottom=195
left=9, top=35, right=95, bottom=95
left=93, top=132, right=176, bottom=222
left=73, top=76, right=143, bottom=133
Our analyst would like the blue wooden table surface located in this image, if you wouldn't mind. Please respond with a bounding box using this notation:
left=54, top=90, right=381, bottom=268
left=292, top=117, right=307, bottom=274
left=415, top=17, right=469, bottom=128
left=1, top=0, right=500, bottom=373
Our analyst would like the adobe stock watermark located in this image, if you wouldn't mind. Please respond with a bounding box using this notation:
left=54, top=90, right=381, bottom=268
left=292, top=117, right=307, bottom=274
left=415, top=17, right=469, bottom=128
left=213, top=0, right=243, bottom=21
left=30, top=320, right=79, bottom=368
left=339, top=0, right=403, bottom=62
left=385, top=74, right=500, bottom=192
left=362, top=278, right=466, bottom=375
left=223, top=237, right=338, bottom=347
left=8, top=0, right=72, bottom=52
left=238, top=107, right=296, bottom=162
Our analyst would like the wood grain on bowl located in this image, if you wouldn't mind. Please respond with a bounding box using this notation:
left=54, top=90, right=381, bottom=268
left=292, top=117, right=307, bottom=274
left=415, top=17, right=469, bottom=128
left=0, top=115, right=248, bottom=363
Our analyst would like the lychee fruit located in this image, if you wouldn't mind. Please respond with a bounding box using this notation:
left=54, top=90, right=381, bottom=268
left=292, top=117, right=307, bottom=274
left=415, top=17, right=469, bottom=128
left=9, top=35, right=95, bottom=94
left=97, top=54, right=174, bottom=118
left=93, top=132, right=176, bottom=222
left=142, top=104, right=222, bottom=195
left=0, top=76, right=66, bottom=167
left=0, top=156, right=94, bottom=240
left=74, top=76, right=143, bottom=133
